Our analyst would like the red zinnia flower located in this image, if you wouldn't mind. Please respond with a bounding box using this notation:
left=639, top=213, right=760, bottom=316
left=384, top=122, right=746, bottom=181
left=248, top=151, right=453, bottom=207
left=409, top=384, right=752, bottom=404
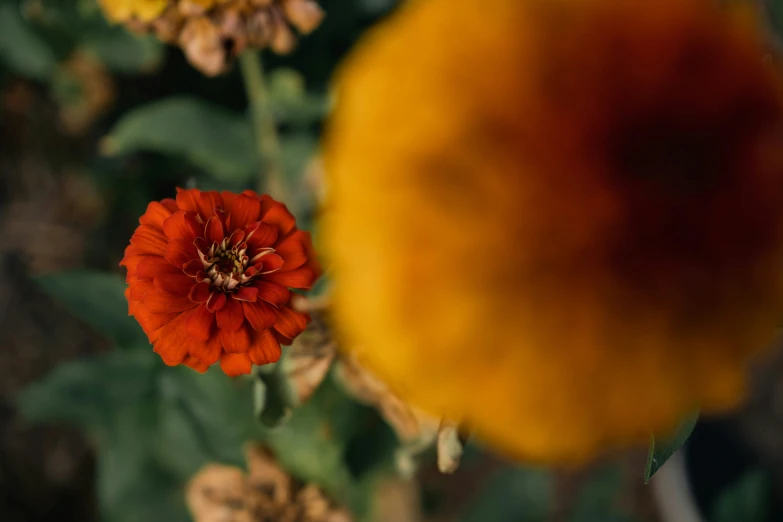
left=120, top=188, right=320, bottom=376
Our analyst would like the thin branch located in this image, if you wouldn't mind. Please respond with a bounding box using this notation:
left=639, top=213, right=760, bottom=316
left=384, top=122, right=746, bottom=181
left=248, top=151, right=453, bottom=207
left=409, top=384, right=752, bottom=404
left=238, top=50, right=287, bottom=201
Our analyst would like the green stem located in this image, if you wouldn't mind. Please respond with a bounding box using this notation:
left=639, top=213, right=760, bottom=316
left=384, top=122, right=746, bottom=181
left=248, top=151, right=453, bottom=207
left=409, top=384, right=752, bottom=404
left=239, top=50, right=286, bottom=200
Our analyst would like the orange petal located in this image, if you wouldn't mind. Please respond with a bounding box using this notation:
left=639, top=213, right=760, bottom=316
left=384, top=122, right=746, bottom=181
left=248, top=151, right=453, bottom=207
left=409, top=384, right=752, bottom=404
left=275, top=230, right=309, bottom=270
left=229, top=193, right=262, bottom=230
left=162, top=211, right=201, bottom=241
left=130, top=281, right=197, bottom=313
left=259, top=253, right=284, bottom=273
left=206, top=291, right=227, bottom=312
left=273, top=330, right=294, bottom=346
left=219, top=323, right=252, bottom=353
left=273, top=305, right=308, bottom=339
left=183, top=259, right=203, bottom=277
left=189, top=282, right=212, bottom=303
left=152, top=312, right=192, bottom=366
left=253, top=281, right=290, bottom=306
left=265, top=267, right=317, bottom=289
left=139, top=201, right=174, bottom=228
left=137, top=256, right=180, bottom=281
left=243, top=300, right=276, bottom=331
left=154, top=273, right=195, bottom=296
left=220, top=190, right=238, bottom=214
left=130, top=225, right=168, bottom=256
left=216, top=297, right=244, bottom=331
left=161, top=198, right=178, bottom=212
left=234, top=286, right=259, bottom=302
left=260, top=196, right=296, bottom=235
left=182, top=355, right=210, bottom=373
left=205, top=216, right=225, bottom=244
left=176, top=188, right=222, bottom=221
left=185, top=303, right=214, bottom=341
left=165, top=238, right=198, bottom=268
left=189, top=332, right=222, bottom=365
left=219, top=352, right=252, bottom=377
left=247, top=329, right=282, bottom=365
left=245, top=222, right=278, bottom=249
left=130, top=304, right=178, bottom=340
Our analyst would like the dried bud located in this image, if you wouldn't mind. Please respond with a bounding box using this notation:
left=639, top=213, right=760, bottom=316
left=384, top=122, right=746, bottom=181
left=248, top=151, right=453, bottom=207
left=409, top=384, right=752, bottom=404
left=187, top=445, right=353, bottom=522
left=98, top=0, right=325, bottom=76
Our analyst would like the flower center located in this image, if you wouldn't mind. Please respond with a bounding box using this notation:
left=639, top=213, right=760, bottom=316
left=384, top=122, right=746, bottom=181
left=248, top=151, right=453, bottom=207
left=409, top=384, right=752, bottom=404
left=198, top=237, right=254, bottom=292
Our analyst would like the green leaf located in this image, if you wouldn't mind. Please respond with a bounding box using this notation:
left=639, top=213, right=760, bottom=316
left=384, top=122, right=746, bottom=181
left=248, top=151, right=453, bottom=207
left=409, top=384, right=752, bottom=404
left=711, top=470, right=769, bottom=522
left=84, top=30, right=163, bottom=73
left=102, top=97, right=258, bottom=183
left=159, top=367, right=259, bottom=466
left=0, top=3, right=57, bottom=80
left=16, top=350, right=158, bottom=429
left=569, top=465, right=638, bottom=522
left=34, top=271, right=146, bottom=349
left=644, top=412, right=699, bottom=483
left=256, top=367, right=297, bottom=427
left=267, top=68, right=328, bottom=126
left=460, top=466, right=553, bottom=522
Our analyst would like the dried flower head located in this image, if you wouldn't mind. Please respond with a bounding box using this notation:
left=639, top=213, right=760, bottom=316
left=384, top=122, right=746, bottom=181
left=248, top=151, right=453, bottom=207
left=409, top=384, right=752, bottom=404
left=324, top=0, right=783, bottom=463
left=55, top=52, right=116, bottom=136
left=186, top=445, right=352, bottom=522
left=120, top=188, right=320, bottom=376
left=98, top=0, right=324, bottom=76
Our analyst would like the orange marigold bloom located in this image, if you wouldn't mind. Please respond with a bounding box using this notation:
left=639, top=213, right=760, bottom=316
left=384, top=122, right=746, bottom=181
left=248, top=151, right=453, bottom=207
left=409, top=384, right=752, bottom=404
left=324, top=0, right=783, bottom=462
left=121, top=188, right=320, bottom=377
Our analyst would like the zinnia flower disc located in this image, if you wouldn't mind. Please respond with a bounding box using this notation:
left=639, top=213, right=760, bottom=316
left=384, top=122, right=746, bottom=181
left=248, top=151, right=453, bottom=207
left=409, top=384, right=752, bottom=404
left=121, top=189, right=320, bottom=377
left=324, top=0, right=783, bottom=462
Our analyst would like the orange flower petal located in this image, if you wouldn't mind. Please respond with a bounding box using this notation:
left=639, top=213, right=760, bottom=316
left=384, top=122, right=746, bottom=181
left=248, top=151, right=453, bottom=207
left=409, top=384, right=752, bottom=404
left=131, top=281, right=197, bottom=313
left=229, top=193, right=262, bottom=230
left=242, top=300, right=276, bottom=331
left=183, top=355, right=210, bottom=373
left=273, top=330, right=294, bottom=346
left=253, top=281, right=290, bottom=306
left=189, top=282, right=212, bottom=303
left=259, top=253, right=284, bottom=273
left=152, top=313, right=192, bottom=366
left=130, top=225, right=168, bottom=256
left=206, top=291, right=227, bottom=312
left=234, top=286, right=259, bottom=302
left=154, top=273, right=195, bottom=296
left=219, top=323, right=252, bottom=353
left=160, top=198, right=178, bottom=213
left=183, top=259, right=203, bottom=277
left=165, top=238, right=199, bottom=268
left=189, top=333, right=222, bottom=365
left=130, top=304, right=178, bottom=339
left=219, top=352, right=252, bottom=377
left=176, top=188, right=223, bottom=220
left=265, top=267, right=317, bottom=289
left=247, top=329, right=281, bottom=365
left=275, top=230, right=309, bottom=270
left=185, top=303, right=214, bottom=341
left=162, top=211, right=201, bottom=240
left=139, top=201, right=174, bottom=229
left=273, top=306, right=308, bottom=339
left=136, top=256, right=180, bottom=281
left=205, top=216, right=225, bottom=244
left=245, top=222, right=278, bottom=249
left=260, top=198, right=296, bottom=236
left=216, top=297, right=244, bottom=331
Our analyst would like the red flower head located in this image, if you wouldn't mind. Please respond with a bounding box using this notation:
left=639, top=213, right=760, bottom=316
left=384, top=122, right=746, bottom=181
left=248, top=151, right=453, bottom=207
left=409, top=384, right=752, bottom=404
left=120, top=188, right=321, bottom=376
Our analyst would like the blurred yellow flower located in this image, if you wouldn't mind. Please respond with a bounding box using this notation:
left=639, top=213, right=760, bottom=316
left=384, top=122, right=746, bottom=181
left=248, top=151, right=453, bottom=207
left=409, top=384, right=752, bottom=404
left=324, top=0, right=783, bottom=463
left=99, top=0, right=168, bottom=22
left=98, top=0, right=324, bottom=76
